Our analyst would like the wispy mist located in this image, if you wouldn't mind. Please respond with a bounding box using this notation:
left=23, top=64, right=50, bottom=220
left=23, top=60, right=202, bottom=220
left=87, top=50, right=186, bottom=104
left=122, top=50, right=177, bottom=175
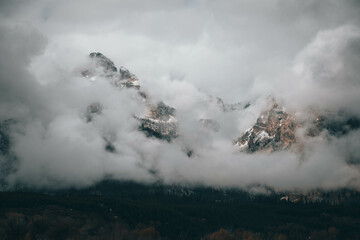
left=0, top=0, right=360, bottom=191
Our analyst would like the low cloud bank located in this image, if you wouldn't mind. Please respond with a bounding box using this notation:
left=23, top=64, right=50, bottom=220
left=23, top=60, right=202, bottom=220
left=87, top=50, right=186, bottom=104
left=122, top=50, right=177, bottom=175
left=0, top=1, right=360, bottom=191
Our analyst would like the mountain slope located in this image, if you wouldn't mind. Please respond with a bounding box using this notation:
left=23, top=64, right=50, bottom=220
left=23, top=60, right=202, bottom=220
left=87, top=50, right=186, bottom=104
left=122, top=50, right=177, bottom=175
left=82, top=52, right=178, bottom=142
left=235, top=101, right=297, bottom=152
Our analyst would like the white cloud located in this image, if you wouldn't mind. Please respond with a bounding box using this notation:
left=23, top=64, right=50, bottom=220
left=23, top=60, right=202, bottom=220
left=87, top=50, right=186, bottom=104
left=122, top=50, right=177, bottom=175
left=0, top=0, right=360, bottom=190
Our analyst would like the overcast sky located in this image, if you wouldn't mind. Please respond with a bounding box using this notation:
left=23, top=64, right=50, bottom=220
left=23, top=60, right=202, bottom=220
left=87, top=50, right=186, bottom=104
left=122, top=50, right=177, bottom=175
left=0, top=0, right=360, bottom=191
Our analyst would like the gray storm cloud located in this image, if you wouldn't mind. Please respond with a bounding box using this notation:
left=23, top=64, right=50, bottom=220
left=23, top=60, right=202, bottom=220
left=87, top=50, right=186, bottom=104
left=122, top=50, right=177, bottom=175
left=0, top=0, right=360, bottom=191
left=280, top=25, right=360, bottom=115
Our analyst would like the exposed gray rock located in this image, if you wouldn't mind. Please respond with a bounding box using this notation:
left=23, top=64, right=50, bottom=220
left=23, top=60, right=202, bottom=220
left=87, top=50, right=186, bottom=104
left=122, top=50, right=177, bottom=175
left=81, top=52, right=118, bottom=80
left=119, top=66, right=134, bottom=80
left=81, top=53, right=178, bottom=141
left=89, top=52, right=117, bottom=72
left=139, top=102, right=178, bottom=142
left=236, top=99, right=360, bottom=154
left=236, top=102, right=296, bottom=152
left=116, top=66, right=140, bottom=89
left=139, top=118, right=178, bottom=142
left=148, top=102, right=176, bottom=121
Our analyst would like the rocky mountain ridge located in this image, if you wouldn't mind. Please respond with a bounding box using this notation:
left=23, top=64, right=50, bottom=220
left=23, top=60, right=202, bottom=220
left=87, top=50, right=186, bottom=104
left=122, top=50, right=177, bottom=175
left=235, top=101, right=360, bottom=154
left=81, top=52, right=178, bottom=143
left=235, top=101, right=297, bottom=153
left=138, top=101, right=178, bottom=141
left=1, top=52, right=360, bottom=201
left=81, top=52, right=360, bottom=162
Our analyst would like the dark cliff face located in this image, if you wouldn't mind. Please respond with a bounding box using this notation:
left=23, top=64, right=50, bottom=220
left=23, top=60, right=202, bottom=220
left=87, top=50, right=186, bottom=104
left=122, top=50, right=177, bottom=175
left=236, top=103, right=297, bottom=153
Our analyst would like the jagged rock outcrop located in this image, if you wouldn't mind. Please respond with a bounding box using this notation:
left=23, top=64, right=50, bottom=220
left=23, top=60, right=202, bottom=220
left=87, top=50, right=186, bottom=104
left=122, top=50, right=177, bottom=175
left=118, top=66, right=140, bottom=89
left=138, top=102, right=178, bottom=142
left=82, top=52, right=140, bottom=90
left=236, top=99, right=360, bottom=154
left=89, top=52, right=118, bottom=73
left=81, top=52, right=118, bottom=79
left=236, top=102, right=296, bottom=152
left=147, top=101, right=176, bottom=121
left=80, top=53, right=360, bottom=155
left=82, top=52, right=178, bottom=142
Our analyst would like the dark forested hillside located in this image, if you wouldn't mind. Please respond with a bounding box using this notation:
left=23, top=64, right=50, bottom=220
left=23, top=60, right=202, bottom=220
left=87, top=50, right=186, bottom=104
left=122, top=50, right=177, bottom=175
left=1, top=181, right=360, bottom=240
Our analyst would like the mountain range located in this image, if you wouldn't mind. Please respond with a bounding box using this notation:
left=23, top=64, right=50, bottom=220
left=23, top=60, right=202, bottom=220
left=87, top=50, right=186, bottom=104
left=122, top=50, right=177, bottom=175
left=1, top=52, right=360, bottom=202
left=80, top=52, right=360, bottom=155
